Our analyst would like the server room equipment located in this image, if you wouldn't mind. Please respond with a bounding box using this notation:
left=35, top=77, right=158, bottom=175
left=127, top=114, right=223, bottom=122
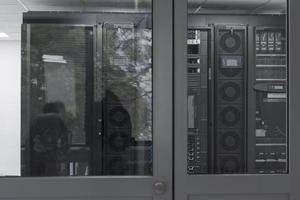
left=186, top=23, right=288, bottom=175
left=254, top=27, right=287, bottom=174
left=186, top=25, right=248, bottom=174
left=91, top=22, right=153, bottom=176
left=187, top=28, right=210, bottom=174
left=101, top=23, right=135, bottom=175
left=214, top=25, right=247, bottom=174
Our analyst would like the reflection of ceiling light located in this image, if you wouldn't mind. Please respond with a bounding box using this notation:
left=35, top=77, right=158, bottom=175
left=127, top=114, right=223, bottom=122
left=42, top=54, right=67, bottom=64
left=0, top=32, right=9, bottom=38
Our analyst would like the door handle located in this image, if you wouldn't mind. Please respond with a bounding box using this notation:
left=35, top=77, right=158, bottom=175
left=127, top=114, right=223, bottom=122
left=153, top=181, right=167, bottom=195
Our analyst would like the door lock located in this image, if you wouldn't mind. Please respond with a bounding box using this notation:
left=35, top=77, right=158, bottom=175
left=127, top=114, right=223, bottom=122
left=153, top=181, right=167, bottom=195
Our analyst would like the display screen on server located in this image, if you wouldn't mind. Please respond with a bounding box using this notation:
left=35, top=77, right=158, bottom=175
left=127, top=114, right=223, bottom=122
left=187, top=1, right=287, bottom=174
left=20, top=9, right=153, bottom=176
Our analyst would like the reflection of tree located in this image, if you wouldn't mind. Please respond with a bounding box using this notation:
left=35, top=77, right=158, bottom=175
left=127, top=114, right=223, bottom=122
left=103, top=26, right=152, bottom=141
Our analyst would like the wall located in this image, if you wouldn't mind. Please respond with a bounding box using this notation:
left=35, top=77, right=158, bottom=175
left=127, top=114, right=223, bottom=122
left=0, top=40, right=21, bottom=176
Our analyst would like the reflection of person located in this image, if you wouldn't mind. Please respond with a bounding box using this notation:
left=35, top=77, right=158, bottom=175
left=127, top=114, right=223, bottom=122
left=30, top=101, right=69, bottom=176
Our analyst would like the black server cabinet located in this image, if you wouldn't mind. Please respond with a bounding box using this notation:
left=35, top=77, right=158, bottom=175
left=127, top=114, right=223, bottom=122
left=187, top=27, right=211, bottom=174
left=213, top=25, right=248, bottom=174
left=187, top=25, right=249, bottom=174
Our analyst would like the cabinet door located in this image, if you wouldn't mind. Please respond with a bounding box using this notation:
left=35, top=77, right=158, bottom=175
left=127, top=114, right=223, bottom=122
left=174, top=0, right=300, bottom=200
left=0, top=0, right=173, bottom=199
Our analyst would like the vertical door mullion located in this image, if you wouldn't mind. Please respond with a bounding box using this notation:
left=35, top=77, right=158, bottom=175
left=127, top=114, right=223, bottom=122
left=152, top=0, right=173, bottom=199
left=174, top=0, right=188, bottom=199
left=290, top=0, right=300, bottom=199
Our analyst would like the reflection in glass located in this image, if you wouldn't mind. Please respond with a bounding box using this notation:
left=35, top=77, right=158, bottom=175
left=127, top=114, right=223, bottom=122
left=22, top=25, right=89, bottom=176
left=21, top=12, right=152, bottom=176
left=92, top=23, right=153, bottom=175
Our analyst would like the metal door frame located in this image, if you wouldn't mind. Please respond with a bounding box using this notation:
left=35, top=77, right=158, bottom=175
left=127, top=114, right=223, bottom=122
left=0, top=0, right=173, bottom=199
left=174, top=0, right=300, bottom=200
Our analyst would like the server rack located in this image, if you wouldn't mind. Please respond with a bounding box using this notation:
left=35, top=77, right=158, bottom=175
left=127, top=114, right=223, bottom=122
left=186, top=24, right=288, bottom=175
left=254, top=27, right=288, bottom=174
left=187, top=26, right=212, bottom=174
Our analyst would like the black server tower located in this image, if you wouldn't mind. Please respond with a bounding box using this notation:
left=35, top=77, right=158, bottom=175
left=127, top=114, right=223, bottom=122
left=214, top=25, right=248, bottom=174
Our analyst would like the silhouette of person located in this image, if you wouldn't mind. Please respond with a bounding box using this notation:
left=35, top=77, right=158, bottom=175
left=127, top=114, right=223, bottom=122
left=30, top=101, right=69, bottom=176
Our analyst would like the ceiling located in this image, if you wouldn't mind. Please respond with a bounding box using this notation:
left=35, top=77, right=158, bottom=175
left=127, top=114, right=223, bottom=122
left=0, top=0, right=286, bottom=41
left=0, top=0, right=25, bottom=41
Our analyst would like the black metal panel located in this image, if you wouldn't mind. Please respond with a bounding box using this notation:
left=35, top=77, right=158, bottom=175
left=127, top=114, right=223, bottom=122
left=214, top=25, right=247, bottom=174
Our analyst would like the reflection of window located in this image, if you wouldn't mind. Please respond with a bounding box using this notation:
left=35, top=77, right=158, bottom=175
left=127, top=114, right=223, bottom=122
left=28, top=25, right=88, bottom=144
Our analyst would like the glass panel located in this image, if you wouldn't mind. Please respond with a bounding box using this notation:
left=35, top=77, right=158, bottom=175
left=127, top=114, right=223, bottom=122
left=22, top=25, right=90, bottom=176
left=20, top=6, right=152, bottom=177
left=186, top=0, right=288, bottom=174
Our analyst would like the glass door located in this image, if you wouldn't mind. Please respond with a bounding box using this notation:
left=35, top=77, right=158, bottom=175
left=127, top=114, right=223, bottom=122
left=0, top=0, right=173, bottom=199
left=174, top=0, right=300, bottom=199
